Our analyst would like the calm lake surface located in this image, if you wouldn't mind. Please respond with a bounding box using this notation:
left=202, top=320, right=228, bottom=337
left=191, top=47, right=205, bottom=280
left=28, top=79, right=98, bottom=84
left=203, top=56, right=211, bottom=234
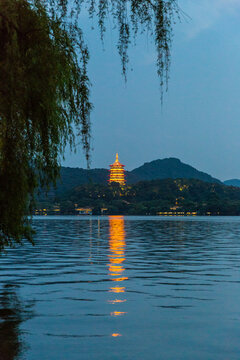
left=1, top=216, right=240, bottom=360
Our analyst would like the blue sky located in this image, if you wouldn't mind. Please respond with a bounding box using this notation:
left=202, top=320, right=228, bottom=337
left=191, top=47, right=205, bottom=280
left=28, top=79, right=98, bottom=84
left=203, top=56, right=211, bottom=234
left=63, top=0, right=240, bottom=181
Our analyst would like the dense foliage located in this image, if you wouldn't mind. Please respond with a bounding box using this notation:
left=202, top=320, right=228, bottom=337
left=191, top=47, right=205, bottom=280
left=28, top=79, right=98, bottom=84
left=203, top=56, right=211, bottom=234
left=36, top=179, right=240, bottom=216
left=0, top=0, right=91, bottom=248
left=0, top=0, right=178, bottom=248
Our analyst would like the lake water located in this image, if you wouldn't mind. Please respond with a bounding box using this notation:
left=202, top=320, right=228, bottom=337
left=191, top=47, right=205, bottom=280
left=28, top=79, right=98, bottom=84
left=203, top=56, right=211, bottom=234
left=1, top=216, right=240, bottom=360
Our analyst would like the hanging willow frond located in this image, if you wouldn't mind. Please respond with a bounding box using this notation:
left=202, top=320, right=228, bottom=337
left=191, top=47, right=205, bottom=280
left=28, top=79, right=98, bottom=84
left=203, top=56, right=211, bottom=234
left=0, top=0, right=179, bottom=249
left=48, top=0, right=179, bottom=92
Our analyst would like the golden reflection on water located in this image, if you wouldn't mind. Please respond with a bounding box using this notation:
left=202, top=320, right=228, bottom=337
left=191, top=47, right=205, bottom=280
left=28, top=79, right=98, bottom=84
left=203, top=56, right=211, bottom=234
left=108, top=299, right=126, bottom=304
left=110, top=311, right=127, bottom=316
left=108, top=216, right=127, bottom=337
left=108, top=215, right=128, bottom=294
left=109, top=286, right=125, bottom=293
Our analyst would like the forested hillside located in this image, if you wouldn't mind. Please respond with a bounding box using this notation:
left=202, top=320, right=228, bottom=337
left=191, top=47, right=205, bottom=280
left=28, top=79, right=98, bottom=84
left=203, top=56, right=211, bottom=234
left=45, top=158, right=221, bottom=199
left=36, top=178, right=240, bottom=216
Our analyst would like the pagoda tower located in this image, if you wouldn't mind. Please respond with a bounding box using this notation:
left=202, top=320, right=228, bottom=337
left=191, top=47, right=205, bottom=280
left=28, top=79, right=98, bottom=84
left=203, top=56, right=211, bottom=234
left=109, top=153, right=126, bottom=186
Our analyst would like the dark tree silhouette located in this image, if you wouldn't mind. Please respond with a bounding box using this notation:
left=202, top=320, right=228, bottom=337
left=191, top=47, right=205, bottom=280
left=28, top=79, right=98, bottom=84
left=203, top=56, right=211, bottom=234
left=0, top=0, right=179, bottom=248
left=0, top=284, right=34, bottom=360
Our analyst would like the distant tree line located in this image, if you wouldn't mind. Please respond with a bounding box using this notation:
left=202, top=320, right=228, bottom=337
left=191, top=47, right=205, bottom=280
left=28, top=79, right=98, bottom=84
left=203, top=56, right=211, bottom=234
left=35, top=179, right=240, bottom=216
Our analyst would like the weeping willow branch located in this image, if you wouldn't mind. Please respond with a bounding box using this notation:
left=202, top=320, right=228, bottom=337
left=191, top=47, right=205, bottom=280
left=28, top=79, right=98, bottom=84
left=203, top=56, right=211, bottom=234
left=0, top=0, right=179, bottom=249
left=46, top=0, right=179, bottom=93
left=0, top=0, right=91, bottom=248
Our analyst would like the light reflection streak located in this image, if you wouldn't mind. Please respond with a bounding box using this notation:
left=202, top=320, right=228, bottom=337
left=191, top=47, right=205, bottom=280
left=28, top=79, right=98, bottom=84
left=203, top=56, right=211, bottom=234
left=88, top=218, right=92, bottom=263
left=108, top=299, right=126, bottom=304
left=108, top=215, right=128, bottom=285
left=110, top=311, right=127, bottom=316
left=109, top=286, right=125, bottom=293
left=108, top=216, right=127, bottom=336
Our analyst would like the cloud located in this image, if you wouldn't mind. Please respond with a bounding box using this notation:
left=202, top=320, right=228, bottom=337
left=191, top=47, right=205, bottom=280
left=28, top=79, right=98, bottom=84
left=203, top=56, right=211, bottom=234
left=178, top=0, right=240, bottom=38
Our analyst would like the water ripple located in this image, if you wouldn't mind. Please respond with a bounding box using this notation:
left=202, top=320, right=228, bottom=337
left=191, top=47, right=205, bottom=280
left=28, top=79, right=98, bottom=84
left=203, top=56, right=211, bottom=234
left=1, top=216, right=240, bottom=360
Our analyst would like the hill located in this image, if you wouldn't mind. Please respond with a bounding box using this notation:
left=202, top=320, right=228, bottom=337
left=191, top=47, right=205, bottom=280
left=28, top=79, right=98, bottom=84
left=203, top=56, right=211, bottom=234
left=57, top=167, right=108, bottom=194
left=224, top=179, right=240, bottom=187
left=131, top=158, right=221, bottom=183
left=47, top=158, right=221, bottom=198
left=50, top=167, right=138, bottom=197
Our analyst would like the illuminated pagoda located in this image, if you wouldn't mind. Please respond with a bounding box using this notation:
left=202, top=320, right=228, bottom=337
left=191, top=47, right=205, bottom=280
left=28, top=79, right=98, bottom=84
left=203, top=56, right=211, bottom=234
left=109, top=153, right=126, bottom=186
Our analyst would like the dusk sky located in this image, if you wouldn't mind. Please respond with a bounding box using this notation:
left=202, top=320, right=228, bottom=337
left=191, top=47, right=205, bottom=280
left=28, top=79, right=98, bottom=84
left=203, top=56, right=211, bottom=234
left=63, top=0, right=240, bottom=181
